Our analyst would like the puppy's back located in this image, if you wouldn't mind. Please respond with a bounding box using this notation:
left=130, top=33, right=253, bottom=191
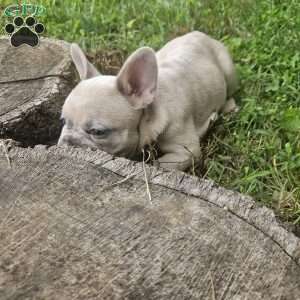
left=156, top=31, right=238, bottom=97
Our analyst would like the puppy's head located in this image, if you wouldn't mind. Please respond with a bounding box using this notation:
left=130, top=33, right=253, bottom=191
left=58, top=43, right=158, bottom=158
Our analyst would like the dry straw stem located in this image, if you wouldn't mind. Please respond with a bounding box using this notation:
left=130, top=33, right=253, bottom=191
left=142, top=148, right=152, bottom=204
left=0, top=140, right=11, bottom=168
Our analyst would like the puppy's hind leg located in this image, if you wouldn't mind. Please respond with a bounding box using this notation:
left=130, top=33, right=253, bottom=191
left=212, top=40, right=239, bottom=97
left=216, top=48, right=239, bottom=114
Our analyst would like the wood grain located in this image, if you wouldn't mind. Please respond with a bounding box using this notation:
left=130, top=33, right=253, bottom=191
left=0, top=144, right=299, bottom=300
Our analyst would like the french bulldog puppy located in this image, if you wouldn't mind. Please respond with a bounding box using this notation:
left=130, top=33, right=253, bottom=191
left=58, top=31, right=238, bottom=170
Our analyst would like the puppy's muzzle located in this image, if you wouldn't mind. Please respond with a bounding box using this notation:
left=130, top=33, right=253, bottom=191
left=57, top=135, right=82, bottom=148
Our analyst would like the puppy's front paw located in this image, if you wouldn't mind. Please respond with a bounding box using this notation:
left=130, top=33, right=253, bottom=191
left=155, top=154, right=192, bottom=171
left=153, top=160, right=178, bottom=171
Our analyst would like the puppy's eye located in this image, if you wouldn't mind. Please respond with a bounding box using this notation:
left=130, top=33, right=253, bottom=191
left=86, top=128, right=112, bottom=138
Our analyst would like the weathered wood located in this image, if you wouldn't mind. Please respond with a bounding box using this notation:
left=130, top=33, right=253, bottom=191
left=0, top=37, right=76, bottom=146
left=0, top=142, right=299, bottom=300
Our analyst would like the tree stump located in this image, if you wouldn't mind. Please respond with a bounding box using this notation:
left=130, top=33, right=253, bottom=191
left=0, top=143, right=299, bottom=300
left=0, top=37, right=76, bottom=146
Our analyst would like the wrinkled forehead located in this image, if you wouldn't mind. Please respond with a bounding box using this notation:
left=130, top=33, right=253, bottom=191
left=62, top=76, right=139, bottom=128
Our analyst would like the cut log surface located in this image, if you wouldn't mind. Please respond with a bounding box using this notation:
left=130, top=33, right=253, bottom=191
left=0, top=142, right=300, bottom=300
left=0, top=37, right=76, bottom=146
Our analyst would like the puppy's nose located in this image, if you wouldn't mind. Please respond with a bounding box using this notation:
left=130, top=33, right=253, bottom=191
left=57, top=135, right=80, bottom=147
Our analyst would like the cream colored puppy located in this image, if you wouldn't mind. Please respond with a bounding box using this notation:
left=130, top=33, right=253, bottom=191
left=58, top=31, right=238, bottom=170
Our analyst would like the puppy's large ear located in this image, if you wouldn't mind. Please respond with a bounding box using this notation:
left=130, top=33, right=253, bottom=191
left=70, top=43, right=100, bottom=80
left=116, top=47, right=158, bottom=110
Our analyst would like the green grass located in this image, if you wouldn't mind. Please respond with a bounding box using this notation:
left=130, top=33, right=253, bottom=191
left=1, top=0, right=299, bottom=223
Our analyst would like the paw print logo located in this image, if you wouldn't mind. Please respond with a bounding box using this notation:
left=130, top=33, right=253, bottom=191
left=5, top=16, right=45, bottom=47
